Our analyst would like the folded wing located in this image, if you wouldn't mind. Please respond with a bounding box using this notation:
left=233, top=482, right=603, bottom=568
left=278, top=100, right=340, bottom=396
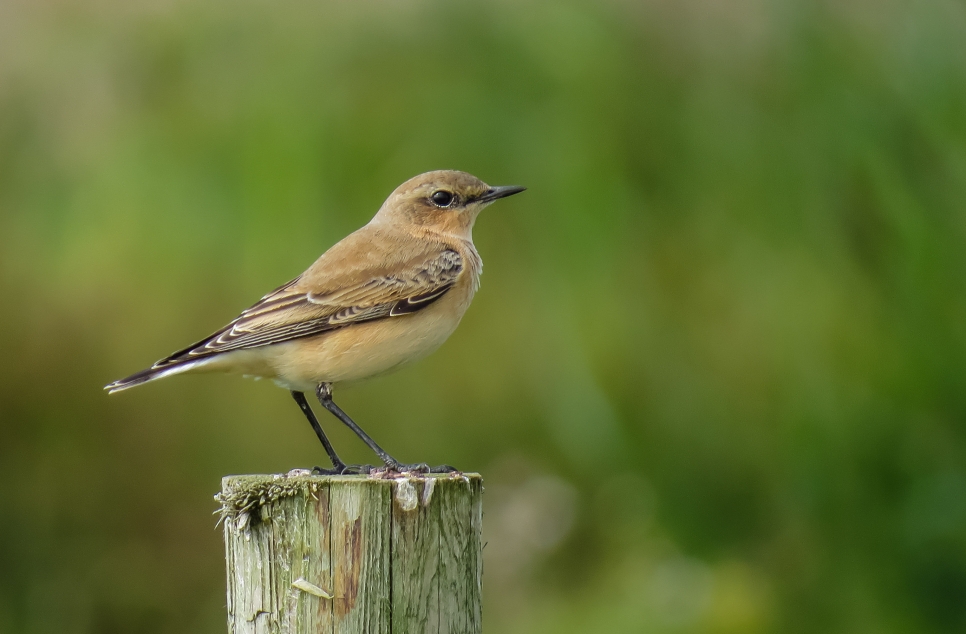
left=163, top=248, right=462, bottom=365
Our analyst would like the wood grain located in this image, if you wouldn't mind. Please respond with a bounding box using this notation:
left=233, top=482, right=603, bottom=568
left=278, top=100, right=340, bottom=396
left=220, top=473, right=482, bottom=634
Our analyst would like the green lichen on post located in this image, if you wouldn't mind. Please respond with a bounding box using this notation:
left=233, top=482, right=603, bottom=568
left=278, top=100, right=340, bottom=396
left=220, top=472, right=482, bottom=634
left=216, top=471, right=328, bottom=528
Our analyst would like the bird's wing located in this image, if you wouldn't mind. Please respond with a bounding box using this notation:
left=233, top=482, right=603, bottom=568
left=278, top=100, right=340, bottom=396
left=152, top=245, right=463, bottom=368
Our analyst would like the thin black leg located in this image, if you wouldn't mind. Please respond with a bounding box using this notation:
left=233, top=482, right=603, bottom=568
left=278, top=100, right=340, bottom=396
left=315, top=383, right=458, bottom=474
left=291, top=391, right=349, bottom=474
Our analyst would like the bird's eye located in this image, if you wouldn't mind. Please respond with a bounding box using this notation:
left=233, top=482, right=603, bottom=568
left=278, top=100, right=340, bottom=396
left=431, top=190, right=454, bottom=207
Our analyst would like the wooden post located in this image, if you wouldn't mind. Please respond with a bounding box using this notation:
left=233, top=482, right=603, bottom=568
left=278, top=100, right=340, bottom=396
left=217, top=472, right=483, bottom=634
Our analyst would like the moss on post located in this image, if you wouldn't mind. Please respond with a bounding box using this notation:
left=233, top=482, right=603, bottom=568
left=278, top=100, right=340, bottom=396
left=218, top=472, right=483, bottom=634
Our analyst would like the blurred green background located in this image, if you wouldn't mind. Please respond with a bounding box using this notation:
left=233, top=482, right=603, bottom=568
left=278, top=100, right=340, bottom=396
left=2, top=0, right=965, bottom=632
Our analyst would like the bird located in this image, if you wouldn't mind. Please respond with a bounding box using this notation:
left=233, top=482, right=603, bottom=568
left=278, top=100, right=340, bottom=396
left=105, top=170, right=525, bottom=474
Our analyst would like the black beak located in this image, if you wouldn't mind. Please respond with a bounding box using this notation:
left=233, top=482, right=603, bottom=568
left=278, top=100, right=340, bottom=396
left=478, top=185, right=526, bottom=203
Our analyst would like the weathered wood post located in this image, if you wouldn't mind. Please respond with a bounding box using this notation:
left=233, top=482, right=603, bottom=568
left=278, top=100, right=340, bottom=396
left=217, top=472, right=483, bottom=634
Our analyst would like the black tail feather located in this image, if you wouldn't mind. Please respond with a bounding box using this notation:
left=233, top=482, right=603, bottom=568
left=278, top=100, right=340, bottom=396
left=104, top=361, right=196, bottom=393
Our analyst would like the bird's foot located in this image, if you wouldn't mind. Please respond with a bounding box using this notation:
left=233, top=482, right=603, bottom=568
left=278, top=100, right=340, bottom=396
left=311, top=463, right=377, bottom=476
left=377, top=461, right=460, bottom=475
left=313, top=462, right=460, bottom=477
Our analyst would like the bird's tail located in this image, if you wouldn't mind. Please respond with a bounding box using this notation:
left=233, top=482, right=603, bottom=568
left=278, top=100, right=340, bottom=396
left=104, top=358, right=208, bottom=394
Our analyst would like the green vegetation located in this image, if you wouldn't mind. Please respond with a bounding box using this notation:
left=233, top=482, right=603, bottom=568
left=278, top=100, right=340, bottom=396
left=1, top=1, right=964, bottom=632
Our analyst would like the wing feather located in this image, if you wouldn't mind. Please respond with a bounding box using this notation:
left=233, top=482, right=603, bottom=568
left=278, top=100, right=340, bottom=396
left=149, top=247, right=463, bottom=370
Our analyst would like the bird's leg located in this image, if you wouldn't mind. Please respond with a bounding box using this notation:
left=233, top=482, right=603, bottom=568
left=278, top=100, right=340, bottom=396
left=315, top=383, right=457, bottom=474
left=291, top=391, right=355, bottom=475
left=314, top=383, right=404, bottom=470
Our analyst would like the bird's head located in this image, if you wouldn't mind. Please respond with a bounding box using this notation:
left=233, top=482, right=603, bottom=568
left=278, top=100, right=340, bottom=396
left=373, top=170, right=525, bottom=238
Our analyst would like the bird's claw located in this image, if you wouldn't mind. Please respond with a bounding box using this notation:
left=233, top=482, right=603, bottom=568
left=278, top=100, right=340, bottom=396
left=311, top=464, right=376, bottom=476
left=344, top=464, right=378, bottom=475
left=378, top=462, right=459, bottom=475
left=312, top=462, right=459, bottom=476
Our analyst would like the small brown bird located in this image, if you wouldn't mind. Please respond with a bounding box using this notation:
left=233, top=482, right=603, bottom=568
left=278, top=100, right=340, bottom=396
left=106, top=170, right=525, bottom=473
